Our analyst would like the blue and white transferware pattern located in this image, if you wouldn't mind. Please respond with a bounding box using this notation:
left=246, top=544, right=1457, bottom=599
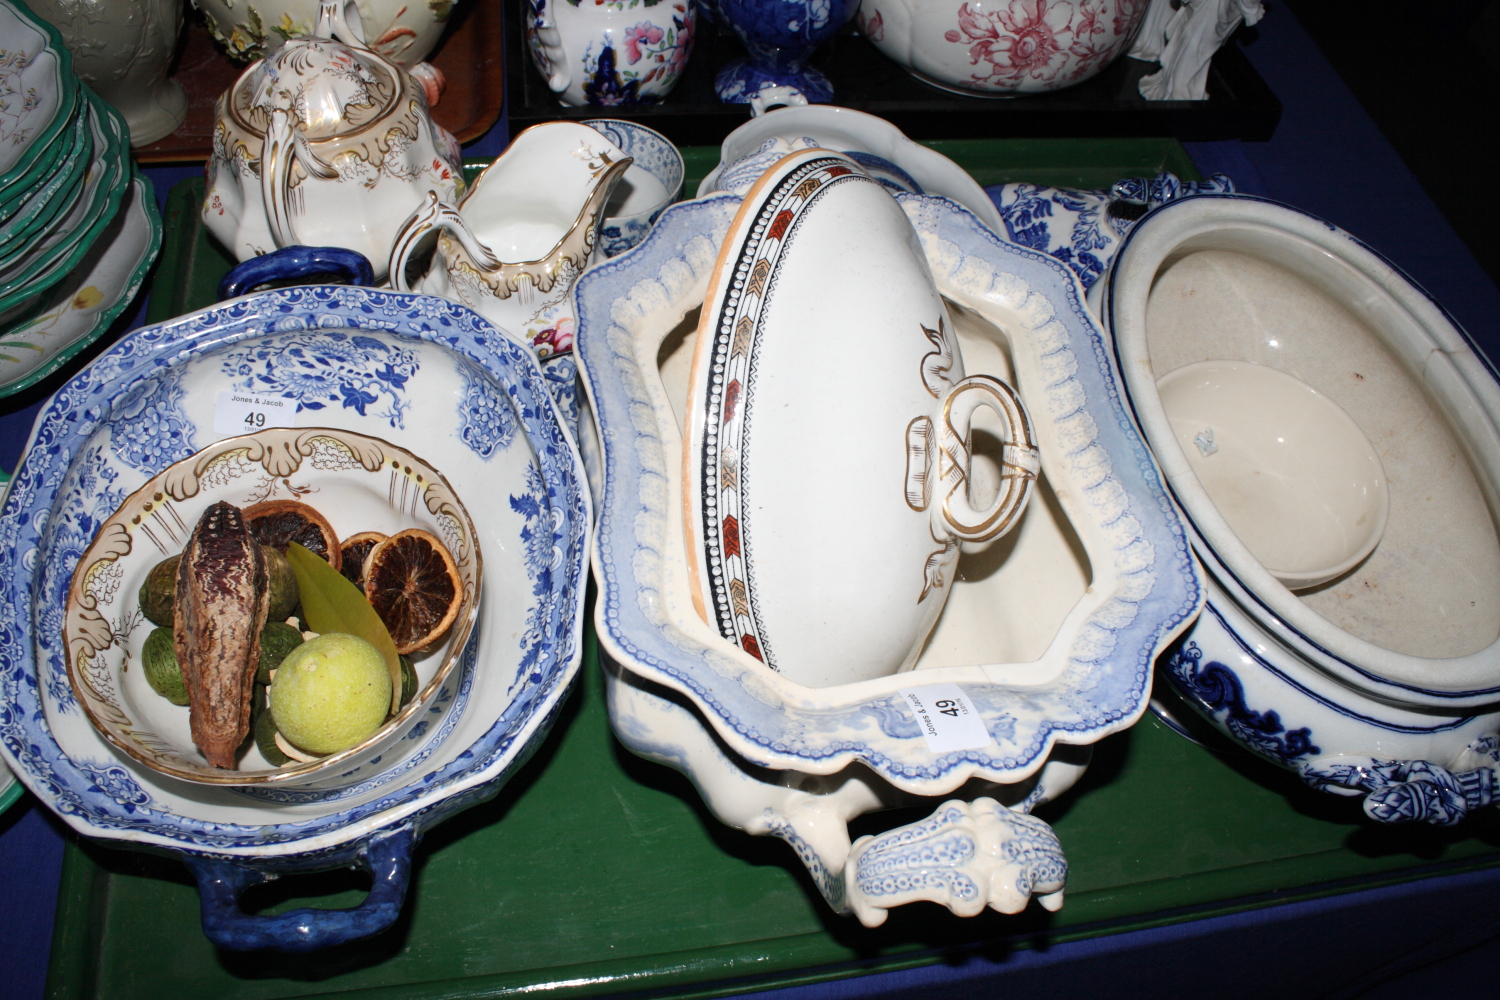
left=1102, top=193, right=1500, bottom=823
left=705, top=0, right=862, bottom=103
left=583, top=119, right=684, bottom=258
left=575, top=189, right=1201, bottom=795
left=0, top=286, right=589, bottom=950
left=991, top=171, right=1235, bottom=290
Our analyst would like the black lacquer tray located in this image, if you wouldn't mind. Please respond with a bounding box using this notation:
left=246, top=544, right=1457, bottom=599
left=504, top=3, right=1283, bottom=146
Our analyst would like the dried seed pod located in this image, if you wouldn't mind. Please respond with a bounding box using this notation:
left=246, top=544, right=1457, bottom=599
left=174, top=501, right=269, bottom=769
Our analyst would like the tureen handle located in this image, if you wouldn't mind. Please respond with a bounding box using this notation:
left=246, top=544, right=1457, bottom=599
left=314, top=0, right=368, bottom=47
left=929, top=374, right=1041, bottom=543
left=843, top=797, right=1067, bottom=927
left=217, top=245, right=376, bottom=300
left=388, top=191, right=502, bottom=292
left=183, top=824, right=416, bottom=952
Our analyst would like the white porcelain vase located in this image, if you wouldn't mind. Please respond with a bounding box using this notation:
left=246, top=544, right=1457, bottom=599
left=29, top=0, right=188, bottom=146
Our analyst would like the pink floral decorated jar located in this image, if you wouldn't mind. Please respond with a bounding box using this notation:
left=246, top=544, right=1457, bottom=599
left=525, top=0, right=696, bottom=107
left=857, top=0, right=1146, bottom=96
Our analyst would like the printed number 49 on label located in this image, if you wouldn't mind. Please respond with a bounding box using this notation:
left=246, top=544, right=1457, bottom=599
left=214, top=390, right=297, bottom=436
left=934, top=698, right=963, bottom=718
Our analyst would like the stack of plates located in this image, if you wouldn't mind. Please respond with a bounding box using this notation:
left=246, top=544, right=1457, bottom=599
left=0, top=0, right=160, bottom=398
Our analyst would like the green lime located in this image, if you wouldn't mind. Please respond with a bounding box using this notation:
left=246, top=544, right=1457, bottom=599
left=257, top=620, right=305, bottom=685
left=399, top=654, right=418, bottom=706
left=141, top=626, right=188, bottom=705
left=263, top=545, right=301, bottom=622
left=252, top=684, right=289, bottom=766
left=138, top=555, right=180, bottom=628
left=269, top=633, right=391, bottom=755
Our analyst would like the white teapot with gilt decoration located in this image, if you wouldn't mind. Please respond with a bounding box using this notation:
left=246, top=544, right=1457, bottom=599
left=202, top=0, right=461, bottom=280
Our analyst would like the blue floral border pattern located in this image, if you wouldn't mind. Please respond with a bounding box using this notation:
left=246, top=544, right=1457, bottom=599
left=456, top=355, right=517, bottom=459
left=1164, top=640, right=1321, bottom=768
left=0, top=286, right=589, bottom=858
left=992, top=172, right=1237, bottom=290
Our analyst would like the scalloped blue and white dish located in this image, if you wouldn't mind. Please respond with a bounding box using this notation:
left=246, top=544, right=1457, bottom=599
left=0, top=286, right=589, bottom=950
left=576, top=190, right=1202, bottom=796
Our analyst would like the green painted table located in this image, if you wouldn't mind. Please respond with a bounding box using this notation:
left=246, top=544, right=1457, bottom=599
left=44, top=140, right=1500, bottom=1000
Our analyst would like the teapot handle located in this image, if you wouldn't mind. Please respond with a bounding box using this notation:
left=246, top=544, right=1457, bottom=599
left=388, top=191, right=502, bottom=292
left=261, top=110, right=339, bottom=250
left=261, top=109, right=299, bottom=249
left=933, top=374, right=1040, bottom=543
left=315, top=0, right=368, bottom=46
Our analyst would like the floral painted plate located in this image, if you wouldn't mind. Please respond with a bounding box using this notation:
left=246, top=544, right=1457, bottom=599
left=0, top=173, right=160, bottom=397
left=0, top=0, right=76, bottom=181
left=576, top=191, right=1201, bottom=796
left=0, top=287, right=588, bottom=950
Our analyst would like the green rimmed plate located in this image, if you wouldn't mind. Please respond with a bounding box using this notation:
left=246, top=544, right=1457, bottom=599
left=0, top=82, right=81, bottom=208
left=0, top=100, right=88, bottom=255
left=0, top=172, right=161, bottom=396
left=0, top=0, right=79, bottom=184
left=0, top=90, right=128, bottom=315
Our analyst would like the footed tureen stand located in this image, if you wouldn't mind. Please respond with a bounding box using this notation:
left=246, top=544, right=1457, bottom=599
left=575, top=189, right=1201, bottom=924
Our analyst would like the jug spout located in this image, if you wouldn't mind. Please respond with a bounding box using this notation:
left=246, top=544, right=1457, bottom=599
left=390, top=122, right=634, bottom=330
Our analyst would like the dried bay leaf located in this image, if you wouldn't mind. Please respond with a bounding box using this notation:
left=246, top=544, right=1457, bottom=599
left=286, top=541, right=403, bottom=715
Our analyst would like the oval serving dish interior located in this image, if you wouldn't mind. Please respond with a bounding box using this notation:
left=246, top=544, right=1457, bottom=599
left=1131, top=207, right=1500, bottom=661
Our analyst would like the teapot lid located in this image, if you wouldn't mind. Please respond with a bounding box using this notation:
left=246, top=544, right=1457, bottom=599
left=228, top=2, right=401, bottom=140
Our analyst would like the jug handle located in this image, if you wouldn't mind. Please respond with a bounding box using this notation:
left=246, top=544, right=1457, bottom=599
left=315, top=0, right=368, bottom=47
left=924, top=374, right=1040, bottom=543
left=526, top=2, right=570, bottom=94
left=388, top=191, right=502, bottom=292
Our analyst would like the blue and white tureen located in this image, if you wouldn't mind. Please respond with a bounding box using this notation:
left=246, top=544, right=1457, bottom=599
left=1100, top=193, right=1500, bottom=826
left=0, top=286, right=589, bottom=951
left=575, top=186, right=1201, bottom=926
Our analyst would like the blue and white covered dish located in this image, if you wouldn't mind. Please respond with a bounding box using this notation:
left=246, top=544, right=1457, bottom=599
left=576, top=187, right=1200, bottom=924
left=0, top=286, right=589, bottom=950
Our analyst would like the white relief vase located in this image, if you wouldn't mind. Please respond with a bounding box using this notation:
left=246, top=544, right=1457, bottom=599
left=29, top=0, right=188, bottom=146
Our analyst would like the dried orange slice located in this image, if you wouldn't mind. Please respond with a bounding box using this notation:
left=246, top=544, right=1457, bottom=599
left=243, top=500, right=341, bottom=573
left=339, top=531, right=388, bottom=590
left=362, top=528, right=462, bottom=654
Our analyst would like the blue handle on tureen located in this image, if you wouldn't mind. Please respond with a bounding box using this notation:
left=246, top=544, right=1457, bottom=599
left=184, top=825, right=415, bottom=952
left=217, top=246, right=376, bottom=302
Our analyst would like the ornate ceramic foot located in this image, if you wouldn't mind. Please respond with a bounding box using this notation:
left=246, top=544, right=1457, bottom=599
left=605, top=654, right=1079, bottom=919
left=844, top=798, right=1066, bottom=927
